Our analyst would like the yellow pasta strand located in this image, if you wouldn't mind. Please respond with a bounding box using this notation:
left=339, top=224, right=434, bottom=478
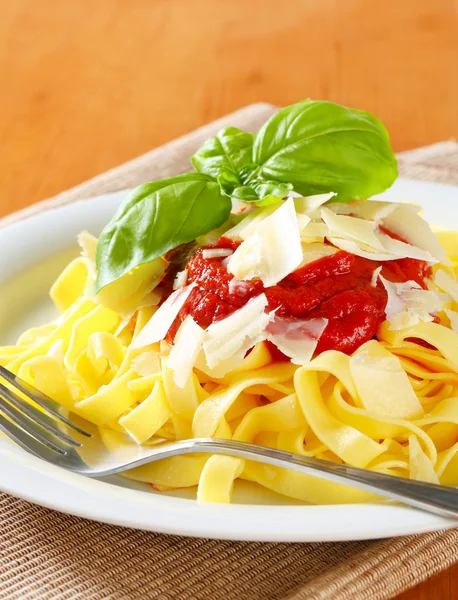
left=119, top=380, right=171, bottom=443
left=197, top=456, right=245, bottom=503
left=50, top=257, right=90, bottom=313
left=294, top=368, right=387, bottom=468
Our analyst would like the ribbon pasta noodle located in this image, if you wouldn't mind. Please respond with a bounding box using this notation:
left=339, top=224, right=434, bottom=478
left=1, top=219, right=458, bottom=505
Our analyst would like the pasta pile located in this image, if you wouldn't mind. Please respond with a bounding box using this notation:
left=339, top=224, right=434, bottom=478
left=1, top=230, right=457, bottom=504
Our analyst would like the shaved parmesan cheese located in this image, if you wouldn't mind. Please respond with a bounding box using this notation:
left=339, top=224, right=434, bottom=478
left=298, top=243, right=338, bottom=268
left=202, top=248, right=233, bottom=259
left=350, top=341, right=423, bottom=419
left=173, top=269, right=188, bottom=290
left=327, top=237, right=395, bottom=261
left=380, top=276, right=445, bottom=330
left=371, top=266, right=382, bottom=287
left=131, top=351, right=161, bottom=377
left=203, top=294, right=269, bottom=368
left=266, top=316, right=328, bottom=365
left=434, top=269, right=458, bottom=303
left=445, top=309, right=458, bottom=333
left=224, top=204, right=280, bottom=241
left=131, top=283, right=196, bottom=349
left=293, top=193, right=335, bottom=216
left=168, top=316, right=205, bottom=388
left=228, top=277, right=253, bottom=296
left=376, top=232, right=437, bottom=263
left=221, top=256, right=232, bottom=268
left=325, top=200, right=400, bottom=222
left=227, top=199, right=302, bottom=287
left=321, top=207, right=384, bottom=250
left=382, top=205, right=447, bottom=263
left=296, top=213, right=311, bottom=231
left=300, top=221, right=329, bottom=243
left=195, top=336, right=260, bottom=378
left=387, top=311, right=424, bottom=330
left=381, top=278, right=417, bottom=319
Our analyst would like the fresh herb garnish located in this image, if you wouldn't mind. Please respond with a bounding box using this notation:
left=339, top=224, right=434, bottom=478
left=251, top=99, right=397, bottom=201
left=95, top=173, right=230, bottom=292
left=95, top=100, right=397, bottom=291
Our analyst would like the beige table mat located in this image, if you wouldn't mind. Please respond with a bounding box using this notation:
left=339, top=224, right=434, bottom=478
left=0, top=103, right=457, bottom=600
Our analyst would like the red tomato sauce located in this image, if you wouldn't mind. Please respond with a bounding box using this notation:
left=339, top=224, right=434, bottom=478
left=166, top=237, right=431, bottom=356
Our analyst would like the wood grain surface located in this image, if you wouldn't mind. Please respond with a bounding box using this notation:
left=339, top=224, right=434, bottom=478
left=0, top=1, right=457, bottom=598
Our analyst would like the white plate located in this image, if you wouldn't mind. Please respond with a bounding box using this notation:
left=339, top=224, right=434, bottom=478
left=0, top=178, right=457, bottom=542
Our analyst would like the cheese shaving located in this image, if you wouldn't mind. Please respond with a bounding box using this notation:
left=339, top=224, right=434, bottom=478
left=227, top=199, right=302, bottom=287
left=298, top=243, right=337, bottom=268
left=371, top=266, right=382, bottom=287
left=325, top=200, right=400, bottom=221
left=296, top=214, right=312, bottom=231
left=266, top=316, right=328, bottom=365
left=131, top=283, right=196, bottom=349
left=327, top=236, right=395, bottom=261
left=293, top=193, right=335, bottom=216
left=380, top=276, right=445, bottom=330
left=321, top=207, right=384, bottom=250
left=376, top=232, right=437, bottom=263
left=203, top=294, right=269, bottom=368
left=196, top=336, right=262, bottom=379
left=228, top=277, right=253, bottom=296
left=168, top=316, right=205, bottom=387
left=202, top=249, right=234, bottom=259
left=300, top=221, right=329, bottom=243
left=224, top=204, right=280, bottom=241
left=173, top=269, right=188, bottom=290
left=381, top=205, right=447, bottom=263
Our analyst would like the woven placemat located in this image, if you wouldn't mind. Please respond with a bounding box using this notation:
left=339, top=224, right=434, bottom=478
left=0, top=104, right=457, bottom=600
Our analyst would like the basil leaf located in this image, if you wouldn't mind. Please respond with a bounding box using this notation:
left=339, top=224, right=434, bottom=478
left=253, top=180, right=293, bottom=199
left=231, top=186, right=260, bottom=201
left=253, top=100, right=397, bottom=201
left=95, top=173, right=231, bottom=292
left=216, top=169, right=241, bottom=197
left=254, top=195, right=283, bottom=207
left=238, top=163, right=259, bottom=184
left=191, top=127, right=254, bottom=180
left=231, top=180, right=293, bottom=202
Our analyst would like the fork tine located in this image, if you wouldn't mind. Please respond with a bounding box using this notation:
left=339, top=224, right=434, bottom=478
left=0, top=365, right=90, bottom=437
left=0, top=383, right=82, bottom=448
left=0, top=395, right=67, bottom=454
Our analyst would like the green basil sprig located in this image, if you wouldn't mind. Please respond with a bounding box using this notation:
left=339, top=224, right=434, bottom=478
left=192, top=99, right=397, bottom=202
left=95, top=99, right=398, bottom=290
left=95, top=173, right=230, bottom=292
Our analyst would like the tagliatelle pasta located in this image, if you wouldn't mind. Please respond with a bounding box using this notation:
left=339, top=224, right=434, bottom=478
left=0, top=199, right=458, bottom=504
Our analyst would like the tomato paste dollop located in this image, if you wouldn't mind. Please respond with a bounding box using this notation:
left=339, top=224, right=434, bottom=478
left=166, top=237, right=431, bottom=356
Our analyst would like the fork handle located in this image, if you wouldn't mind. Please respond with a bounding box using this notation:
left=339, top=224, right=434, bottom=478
left=110, top=438, right=458, bottom=519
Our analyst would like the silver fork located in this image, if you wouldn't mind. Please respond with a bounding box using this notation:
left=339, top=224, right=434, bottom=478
left=0, top=364, right=457, bottom=519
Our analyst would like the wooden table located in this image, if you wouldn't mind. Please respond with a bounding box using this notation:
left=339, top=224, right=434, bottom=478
left=0, top=1, right=457, bottom=597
